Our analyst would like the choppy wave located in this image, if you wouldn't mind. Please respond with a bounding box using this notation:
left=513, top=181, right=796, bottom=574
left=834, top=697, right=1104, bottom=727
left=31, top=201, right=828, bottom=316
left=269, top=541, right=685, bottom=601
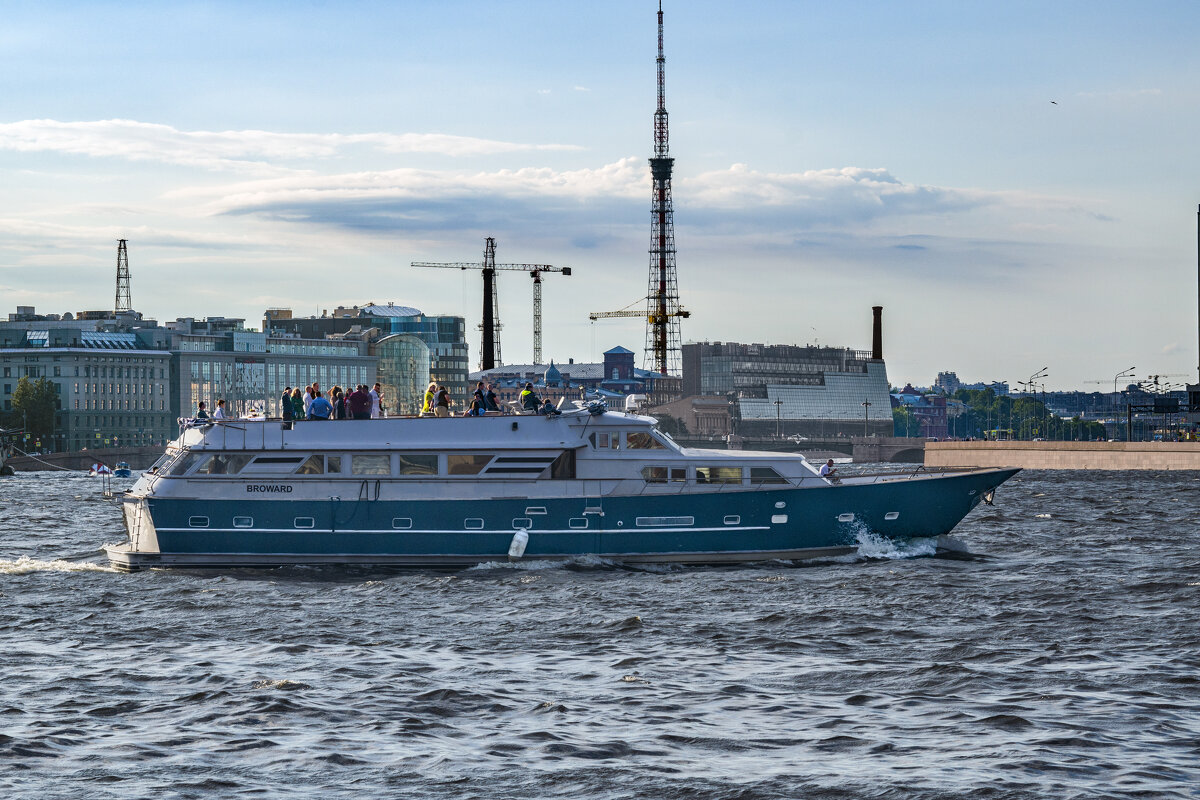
left=0, top=470, right=1197, bottom=800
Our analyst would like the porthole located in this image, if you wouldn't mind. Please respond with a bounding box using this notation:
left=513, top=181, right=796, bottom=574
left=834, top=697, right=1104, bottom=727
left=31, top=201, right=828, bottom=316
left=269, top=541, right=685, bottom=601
left=569, top=518, right=589, bottom=529
left=524, top=506, right=548, bottom=515
left=294, top=517, right=315, bottom=529
left=770, top=514, right=788, bottom=524
left=884, top=512, right=899, bottom=521
left=232, top=516, right=253, bottom=528
left=723, top=515, right=740, bottom=525
left=188, top=516, right=209, bottom=528
left=512, top=518, right=533, bottom=529
left=391, top=518, right=412, bottom=529
left=837, top=513, right=855, bottom=523
left=774, top=501, right=786, bottom=509
left=465, top=518, right=484, bottom=530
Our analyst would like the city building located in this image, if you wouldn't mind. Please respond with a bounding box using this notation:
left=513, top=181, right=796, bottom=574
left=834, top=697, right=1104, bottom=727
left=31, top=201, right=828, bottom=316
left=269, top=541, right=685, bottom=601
left=265, top=304, right=468, bottom=405
left=164, top=317, right=377, bottom=419
left=1, top=316, right=173, bottom=450
left=892, top=384, right=949, bottom=439
left=680, top=339, right=894, bottom=438
left=470, top=347, right=663, bottom=410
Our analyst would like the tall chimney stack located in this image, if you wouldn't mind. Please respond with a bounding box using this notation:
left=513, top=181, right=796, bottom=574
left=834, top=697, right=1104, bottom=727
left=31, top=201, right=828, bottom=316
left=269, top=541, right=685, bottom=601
left=871, top=306, right=883, bottom=360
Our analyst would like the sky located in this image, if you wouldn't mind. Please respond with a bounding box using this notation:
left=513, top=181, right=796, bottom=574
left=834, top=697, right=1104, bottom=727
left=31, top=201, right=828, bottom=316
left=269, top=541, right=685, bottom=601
left=2, top=0, right=1199, bottom=392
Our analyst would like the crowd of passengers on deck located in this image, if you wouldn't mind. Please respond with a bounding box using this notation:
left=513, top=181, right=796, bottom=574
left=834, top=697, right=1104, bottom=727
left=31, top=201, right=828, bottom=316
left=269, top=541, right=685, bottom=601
left=193, top=380, right=565, bottom=423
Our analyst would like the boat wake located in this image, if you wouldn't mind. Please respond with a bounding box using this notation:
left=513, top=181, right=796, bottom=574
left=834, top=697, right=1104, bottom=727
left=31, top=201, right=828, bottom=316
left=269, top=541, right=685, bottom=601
left=0, top=556, right=119, bottom=574
left=855, top=530, right=941, bottom=560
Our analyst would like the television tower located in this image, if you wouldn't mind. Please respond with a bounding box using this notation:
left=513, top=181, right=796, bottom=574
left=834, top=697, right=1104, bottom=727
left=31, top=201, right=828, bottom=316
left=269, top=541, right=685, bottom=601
left=644, top=0, right=683, bottom=376
left=115, top=239, right=131, bottom=314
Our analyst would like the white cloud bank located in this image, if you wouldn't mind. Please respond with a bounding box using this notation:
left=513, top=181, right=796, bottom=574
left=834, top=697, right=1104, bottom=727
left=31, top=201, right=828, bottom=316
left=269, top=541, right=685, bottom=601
left=0, top=119, right=582, bottom=173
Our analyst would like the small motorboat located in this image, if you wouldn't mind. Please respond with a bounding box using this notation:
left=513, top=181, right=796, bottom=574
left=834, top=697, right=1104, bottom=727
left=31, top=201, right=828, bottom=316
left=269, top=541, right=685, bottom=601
left=113, top=461, right=132, bottom=478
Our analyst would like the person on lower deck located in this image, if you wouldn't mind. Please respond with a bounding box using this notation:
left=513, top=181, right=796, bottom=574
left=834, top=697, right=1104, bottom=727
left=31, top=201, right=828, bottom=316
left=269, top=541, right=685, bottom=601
left=195, top=401, right=209, bottom=419
left=540, top=398, right=561, bottom=417
left=213, top=399, right=227, bottom=419
left=819, top=459, right=837, bottom=479
left=281, top=387, right=293, bottom=421
left=370, top=383, right=382, bottom=419
left=485, top=383, right=500, bottom=412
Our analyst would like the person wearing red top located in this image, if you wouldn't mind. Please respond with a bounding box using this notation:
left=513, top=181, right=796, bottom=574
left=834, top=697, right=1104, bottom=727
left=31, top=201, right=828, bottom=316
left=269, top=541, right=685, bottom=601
left=347, top=385, right=372, bottom=420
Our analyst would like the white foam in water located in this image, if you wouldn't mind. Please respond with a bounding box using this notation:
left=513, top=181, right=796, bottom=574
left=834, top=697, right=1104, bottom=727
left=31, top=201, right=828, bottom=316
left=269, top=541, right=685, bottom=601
left=0, top=556, right=119, bottom=575
left=855, top=530, right=939, bottom=560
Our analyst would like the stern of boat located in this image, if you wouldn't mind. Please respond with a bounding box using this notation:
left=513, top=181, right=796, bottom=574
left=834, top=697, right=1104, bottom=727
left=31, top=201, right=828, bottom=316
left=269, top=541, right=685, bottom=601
left=104, top=495, right=161, bottom=571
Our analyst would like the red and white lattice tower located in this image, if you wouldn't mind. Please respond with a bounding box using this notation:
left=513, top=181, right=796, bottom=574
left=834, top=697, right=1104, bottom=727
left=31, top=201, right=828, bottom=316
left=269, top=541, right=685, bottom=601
left=644, top=1, right=683, bottom=376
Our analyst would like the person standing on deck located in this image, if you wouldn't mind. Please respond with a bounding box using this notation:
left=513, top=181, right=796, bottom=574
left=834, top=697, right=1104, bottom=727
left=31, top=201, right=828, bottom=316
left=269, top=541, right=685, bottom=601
left=485, top=383, right=500, bottom=412
left=213, top=399, right=227, bottom=420
left=291, top=388, right=305, bottom=422
left=370, top=383, right=382, bottom=419
left=308, top=391, right=333, bottom=420
left=347, top=385, right=371, bottom=420
left=195, top=401, right=209, bottom=420
left=281, top=387, right=293, bottom=421
left=434, top=385, right=451, bottom=418
left=421, top=382, right=437, bottom=417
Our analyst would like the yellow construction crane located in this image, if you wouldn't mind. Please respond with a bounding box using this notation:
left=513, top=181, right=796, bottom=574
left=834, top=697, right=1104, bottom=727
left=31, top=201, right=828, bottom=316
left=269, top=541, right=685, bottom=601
left=588, top=300, right=691, bottom=375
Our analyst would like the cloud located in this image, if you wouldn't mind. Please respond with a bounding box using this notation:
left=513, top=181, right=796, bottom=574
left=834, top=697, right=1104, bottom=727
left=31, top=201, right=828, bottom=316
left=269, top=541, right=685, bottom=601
left=0, top=119, right=582, bottom=173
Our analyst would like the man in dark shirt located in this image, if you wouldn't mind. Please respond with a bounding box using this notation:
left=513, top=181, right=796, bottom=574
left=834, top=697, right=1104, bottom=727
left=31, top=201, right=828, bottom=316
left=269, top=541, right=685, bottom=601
left=347, top=385, right=372, bottom=419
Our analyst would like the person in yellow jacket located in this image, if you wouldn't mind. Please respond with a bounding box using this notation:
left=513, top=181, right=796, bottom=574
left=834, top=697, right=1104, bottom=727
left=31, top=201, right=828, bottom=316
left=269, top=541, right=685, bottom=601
left=421, top=382, right=437, bottom=416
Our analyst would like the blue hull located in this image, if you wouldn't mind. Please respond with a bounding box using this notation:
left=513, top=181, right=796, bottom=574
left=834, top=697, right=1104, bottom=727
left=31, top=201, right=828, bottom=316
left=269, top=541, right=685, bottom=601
left=111, top=468, right=1018, bottom=568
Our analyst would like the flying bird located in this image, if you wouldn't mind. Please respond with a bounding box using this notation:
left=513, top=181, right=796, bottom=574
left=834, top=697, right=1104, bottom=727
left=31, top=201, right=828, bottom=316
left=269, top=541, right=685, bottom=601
left=1050, top=100, right=1058, bottom=105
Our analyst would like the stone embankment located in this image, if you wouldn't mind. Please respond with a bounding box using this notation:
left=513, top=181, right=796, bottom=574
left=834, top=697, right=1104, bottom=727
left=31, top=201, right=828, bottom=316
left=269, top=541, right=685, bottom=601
left=926, top=441, right=1200, bottom=471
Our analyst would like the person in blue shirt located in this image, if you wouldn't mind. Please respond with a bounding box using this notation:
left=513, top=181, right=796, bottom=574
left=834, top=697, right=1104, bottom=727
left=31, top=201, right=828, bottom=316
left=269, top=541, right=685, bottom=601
left=308, top=391, right=334, bottom=420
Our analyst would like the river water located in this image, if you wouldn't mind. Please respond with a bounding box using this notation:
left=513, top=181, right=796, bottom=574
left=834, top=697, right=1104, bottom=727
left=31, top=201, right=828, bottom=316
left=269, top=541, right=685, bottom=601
left=0, top=470, right=1197, bottom=799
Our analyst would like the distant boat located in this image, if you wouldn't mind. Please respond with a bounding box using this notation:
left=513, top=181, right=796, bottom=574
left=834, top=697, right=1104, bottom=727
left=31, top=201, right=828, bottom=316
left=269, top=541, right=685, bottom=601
left=114, top=462, right=132, bottom=478
left=89, top=463, right=113, bottom=476
left=106, top=405, right=1020, bottom=570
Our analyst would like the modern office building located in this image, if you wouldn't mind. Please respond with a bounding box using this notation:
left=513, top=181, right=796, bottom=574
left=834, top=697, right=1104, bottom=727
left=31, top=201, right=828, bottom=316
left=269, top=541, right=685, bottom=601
left=164, top=317, right=377, bottom=418
left=681, top=339, right=894, bottom=438
left=265, top=304, right=468, bottom=404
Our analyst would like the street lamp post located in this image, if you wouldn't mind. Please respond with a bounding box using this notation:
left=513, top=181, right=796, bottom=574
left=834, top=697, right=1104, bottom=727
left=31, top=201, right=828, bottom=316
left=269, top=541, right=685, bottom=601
left=862, top=400, right=871, bottom=439
left=1027, top=367, right=1048, bottom=439
left=1113, top=366, right=1135, bottom=395
left=774, top=399, right=782, bottom=439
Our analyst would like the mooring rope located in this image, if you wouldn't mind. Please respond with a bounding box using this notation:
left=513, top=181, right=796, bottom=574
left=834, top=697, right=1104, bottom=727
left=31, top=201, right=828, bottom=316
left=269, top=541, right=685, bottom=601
left=11, top=447, right=79, bottom=472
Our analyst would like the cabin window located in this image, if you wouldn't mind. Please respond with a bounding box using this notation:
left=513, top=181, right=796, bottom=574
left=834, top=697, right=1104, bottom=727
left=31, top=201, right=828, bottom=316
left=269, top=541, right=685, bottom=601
left=326, top=456, right=342, bottom=474
left=296, top=454, right=325, bottom=475
left=696, top=466, right=743, bottom=484
left=626, top=432, right=665, bottom=450
left=635, top=516, right=694, bottom=527
left=487, top=456, right=556, bottom=476
left=232, top=516, right=253, bottom=528
left=294, top=517, right=315, bottom=529
left=642, top=466, right=668, bottom=483
left=448, top=454, right=492, bottom=475
left=391, top=517, right=412, bottom=529
left=188, top=516, right=209, bottom=527
left=397, top=454, right=438, bottom=476
left=194, top=453, right=252, bottom=476
left=169, top=453, right=202, bottom=476
left=248, top=455, right=305, bottom=474
left=464, top=518, right=484, bottom=530
left=512, top=518, right=533, bottom=529
left=352, top=454, right=391, bottom=475
left=749, top=467, right=788, bottom=485
left=590, top=432, right=618, bottom=449
left=546, top=450, right=576, bottom=479
left=525, top=507, right=548, bottom=515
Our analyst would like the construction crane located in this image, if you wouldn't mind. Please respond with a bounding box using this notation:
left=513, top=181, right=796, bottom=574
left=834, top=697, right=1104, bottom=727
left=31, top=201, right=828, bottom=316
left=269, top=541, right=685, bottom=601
left=589, top=298, right=691, bottom=372
left=1083, top=367, right=1136, bottom=394
left=412, top=237, right=570, bottom=369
